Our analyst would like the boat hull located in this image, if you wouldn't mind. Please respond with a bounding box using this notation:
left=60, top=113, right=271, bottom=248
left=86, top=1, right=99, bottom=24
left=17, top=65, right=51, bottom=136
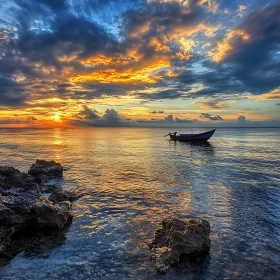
left=170, top=129, right=215, bottom=142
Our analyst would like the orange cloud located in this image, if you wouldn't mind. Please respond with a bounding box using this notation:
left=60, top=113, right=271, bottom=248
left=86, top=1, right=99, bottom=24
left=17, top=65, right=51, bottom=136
left=149, top=37, right=171, bottom=52
left=129, top=21, right=151, bottom=38
left=208, top=29, right=250, bottom=62
left=247, top=88, right=280, bottom=100
left=80, top=54, right=141, bottom=67
left=70, top=56, right=171, bottom=84
left=194, top=101, right=228, bottom=109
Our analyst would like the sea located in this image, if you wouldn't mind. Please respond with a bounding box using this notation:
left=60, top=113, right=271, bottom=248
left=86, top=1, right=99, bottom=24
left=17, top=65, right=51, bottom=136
left=0, top=127, right=279, bottom=280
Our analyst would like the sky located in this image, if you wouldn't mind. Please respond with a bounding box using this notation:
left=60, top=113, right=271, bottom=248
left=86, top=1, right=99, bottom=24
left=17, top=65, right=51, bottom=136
left=0, top=0, right=280, bottom=128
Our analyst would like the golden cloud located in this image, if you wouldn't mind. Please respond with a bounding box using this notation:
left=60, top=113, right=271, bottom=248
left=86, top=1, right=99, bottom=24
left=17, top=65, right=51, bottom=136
left=247, top=88, right=280, bottom=100
left=70, top=56, right=171, bottom=84
left=208, top=29, right=250, bottom=62
left=194, top=101, right=228, bottom=109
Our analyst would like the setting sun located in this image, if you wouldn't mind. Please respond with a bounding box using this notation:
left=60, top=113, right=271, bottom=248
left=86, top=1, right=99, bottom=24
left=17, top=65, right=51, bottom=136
left=53, top=114, right=61, bottom=122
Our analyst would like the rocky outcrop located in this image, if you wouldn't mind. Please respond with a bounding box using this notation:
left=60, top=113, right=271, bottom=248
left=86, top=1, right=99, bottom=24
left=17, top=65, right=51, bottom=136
left=0, top=160, right=75, bottom=258
left=28, top=160, right=63, bottom=180
left=149, top=216, right=211, bottom=274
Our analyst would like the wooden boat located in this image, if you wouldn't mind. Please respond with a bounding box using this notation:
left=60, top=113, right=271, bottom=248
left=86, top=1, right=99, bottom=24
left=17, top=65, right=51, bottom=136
left=167, top=129, right=215, bottom=142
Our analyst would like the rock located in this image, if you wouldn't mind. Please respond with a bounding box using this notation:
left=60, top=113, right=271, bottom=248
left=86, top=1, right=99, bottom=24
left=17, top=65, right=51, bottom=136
left=1, top=226, right=68, bottom=261
left=28, top=160, right=63, bottom=179
left=0, top=203, right=24, bottom=225
left=0, top=160, right=75, bottom=258
left=49, top=189, right=77, bottom=203
left=31, top=199, right=73, bottom=229
left=42, top=184, right=59, bottom=193
left=149, top=216, right=211, bottom=274
left=0, top=166, right=41, bottom=197
left=0, top=226, right=16, bottom=256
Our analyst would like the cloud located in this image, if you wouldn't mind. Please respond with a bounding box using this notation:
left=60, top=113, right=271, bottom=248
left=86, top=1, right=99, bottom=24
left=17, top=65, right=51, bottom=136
left=200, top=113, right=223, bottom=120
left=194, top=101, right=228, bottom=109
left=0, top=0, right=279, bottom=126
left=72, top=107, right=123, bottom=126
left=80, top=105, right=100, bottom=120
left=164, top=114, right=174, bottom=123
left=72, top=109, right=196, bottom=127
left=164, top=114, right=195, bottom=123
left=102, top=108, right=122, bottom=122
left=27, top=116, right=37, bottom=122
left=151, top=110, right=164, bottom=114
left=247, top=88, right=280, bottom=101
left=237, top=115, right=246, bottom=123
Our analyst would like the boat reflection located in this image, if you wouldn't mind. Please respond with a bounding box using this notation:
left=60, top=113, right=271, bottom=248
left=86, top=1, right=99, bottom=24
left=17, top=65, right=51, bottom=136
left=171, top=140, right=215, bottom=156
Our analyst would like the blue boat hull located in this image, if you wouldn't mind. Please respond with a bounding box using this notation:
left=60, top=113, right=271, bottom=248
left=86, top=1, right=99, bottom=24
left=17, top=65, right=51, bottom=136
left=170, top=129, right=215, bottom=142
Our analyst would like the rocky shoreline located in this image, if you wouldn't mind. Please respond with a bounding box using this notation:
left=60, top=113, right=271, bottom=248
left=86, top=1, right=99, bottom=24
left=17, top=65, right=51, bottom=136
left=0, top=160, right=76, bottom=259
left=0, top=160, right=211, bottom=275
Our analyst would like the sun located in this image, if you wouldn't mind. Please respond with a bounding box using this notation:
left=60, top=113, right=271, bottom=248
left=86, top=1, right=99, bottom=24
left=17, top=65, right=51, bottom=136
left=53, top=114, right=61, bottom=122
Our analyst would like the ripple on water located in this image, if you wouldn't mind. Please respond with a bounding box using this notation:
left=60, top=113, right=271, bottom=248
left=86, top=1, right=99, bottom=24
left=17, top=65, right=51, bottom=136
left=0, top=127, right=279, bottom=280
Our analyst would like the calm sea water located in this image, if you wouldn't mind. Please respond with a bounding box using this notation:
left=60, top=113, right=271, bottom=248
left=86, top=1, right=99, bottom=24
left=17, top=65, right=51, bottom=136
left=0, top=127, right=279, bottom=279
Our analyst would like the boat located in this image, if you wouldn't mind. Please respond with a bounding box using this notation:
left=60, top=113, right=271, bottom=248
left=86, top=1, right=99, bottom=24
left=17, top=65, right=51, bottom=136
left=166, top=129, right=215, bottom=142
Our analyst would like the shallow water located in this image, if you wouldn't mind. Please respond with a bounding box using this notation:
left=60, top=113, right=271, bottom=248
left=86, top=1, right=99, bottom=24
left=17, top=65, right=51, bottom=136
left=0, top=127, right=279, bottom=279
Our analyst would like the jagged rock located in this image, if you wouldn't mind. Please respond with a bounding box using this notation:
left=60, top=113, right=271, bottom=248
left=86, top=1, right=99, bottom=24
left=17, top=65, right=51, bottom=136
left=149, top=216, right=211, bottom=274
left=0, top=203, right=24, bottom=225
left=0, top=167, right=41, bottom=197
left=31, top=199, right=73, bottom=229
left=28, top=160, right=63, bottom=179
left=42, top=184, right=59, bottom=193
left=0, top=160, right=75, bottom=258
left=1, top=196, right=34, bottom=214
left=49, top=189, right=77, bottom=203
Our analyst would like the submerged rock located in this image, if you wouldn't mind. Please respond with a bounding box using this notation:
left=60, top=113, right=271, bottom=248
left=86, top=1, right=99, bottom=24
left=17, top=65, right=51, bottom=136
left=0, top=160, right=74, bottom=258
left=149, top=216, right=211, bottom=274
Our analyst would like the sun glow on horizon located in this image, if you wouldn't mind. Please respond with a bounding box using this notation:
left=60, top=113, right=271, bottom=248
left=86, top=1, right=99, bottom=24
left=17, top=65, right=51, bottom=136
left=53, top=114, right=61, bottom=122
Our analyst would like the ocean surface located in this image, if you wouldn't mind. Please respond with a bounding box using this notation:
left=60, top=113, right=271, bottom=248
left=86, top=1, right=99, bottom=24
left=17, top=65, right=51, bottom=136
left=0, top=127, right=279, bottom=280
